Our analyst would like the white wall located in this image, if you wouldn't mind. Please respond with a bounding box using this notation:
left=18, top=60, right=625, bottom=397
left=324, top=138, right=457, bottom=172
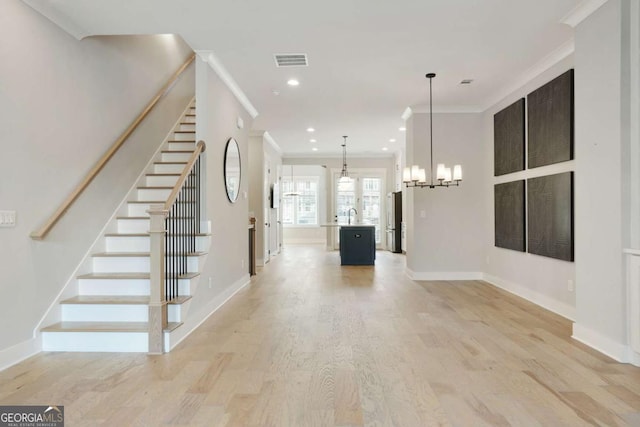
left=280, top=164, right=327, bottom=244
left=405, top=113, right=485, bottom=279
left=573, top=0, right=629, bottom=357
left=248, top=134, right=265, bottom=262
left=0, top=0, right=194, bottom=355
left=192, top=58, right=253, bottom=318
left=248, top=133, right=282, bottom=263
left=482, top=56, right=576, bottom=320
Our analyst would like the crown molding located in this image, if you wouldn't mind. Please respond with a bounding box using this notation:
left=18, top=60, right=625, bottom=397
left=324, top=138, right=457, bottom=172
left=263, top=131, right=282, bottom=155
left=22, top=0, right=89, bottom=39
left=195, top=50, right=259, bottom=119
left=481, top=39, right=574, bottom=112
left=282, top=152, right=394, bottom=160
left=561, top=0, right=610, bottom=27
left=401, top=105, right=483, bottom=121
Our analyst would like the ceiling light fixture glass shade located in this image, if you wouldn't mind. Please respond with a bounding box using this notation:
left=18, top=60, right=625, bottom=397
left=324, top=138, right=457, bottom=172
left=403, top=73, right=462, bottom=189
left=283, top=164, right=301, bottom=197
left=339, top=135, right=352, bottom=183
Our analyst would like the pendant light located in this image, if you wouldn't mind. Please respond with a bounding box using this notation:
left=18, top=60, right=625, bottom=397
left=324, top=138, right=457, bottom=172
left=283, top=164, right=301, bottom=197
left=403, top=73, right=462, bottom=188
left=339, top=135, right=351, bottom=183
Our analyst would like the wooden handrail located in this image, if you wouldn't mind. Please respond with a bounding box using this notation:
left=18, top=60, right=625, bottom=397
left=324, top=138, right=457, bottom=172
left=30, top=53, right=196, bottom=240
left=164, top=140, right=206, bottom=211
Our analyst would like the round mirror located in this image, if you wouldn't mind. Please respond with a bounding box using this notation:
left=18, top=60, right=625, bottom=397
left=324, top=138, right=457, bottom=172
left=224, top=138, right=241, bottom=203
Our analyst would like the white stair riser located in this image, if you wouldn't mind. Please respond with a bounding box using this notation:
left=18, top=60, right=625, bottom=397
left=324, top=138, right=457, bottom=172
left=117, top=218, right=149, bottom=234
left=137, top=187, right=172, bottom=201
left=127, top=203, right=157, bottom=217
left=42, top=331, right=148, bottom=352
left=117, top=218, right=197, bottom=234
left=106, top=235, right=149, bottom=252
left=129, top=201, right=194, bottom=217
left=145, top=175, right=180, bottom=187
left=167, top=141, right=195, bottom=151
left=168, top=304, right=181, bottom=323
left=172, top=132, right=196, bottom=141
left=106, top=234, right=209, bottom=252
left=78, top=278, right=191, bottom=296
left=154, top=163, right=186, bottom=174
left=178, top=123, right=195, bottom=131
left=162, top=152, right=192, bottom=162
left=62, top=304, right=148, bottom=322
left=92, top=256, right=199, bottom=273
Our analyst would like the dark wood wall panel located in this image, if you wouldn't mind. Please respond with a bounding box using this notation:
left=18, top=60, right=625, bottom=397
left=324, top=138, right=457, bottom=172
left=527, top=69, right=574, bottom=168
left=494, top=98, right=525, bottom=176
left=527, top=172, right=574, bottom=261
left=495, top=180, right=525, bottom=252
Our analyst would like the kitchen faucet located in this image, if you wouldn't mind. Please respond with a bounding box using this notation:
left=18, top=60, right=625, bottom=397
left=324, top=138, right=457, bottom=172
left=348, top=208, right=358, bottom=225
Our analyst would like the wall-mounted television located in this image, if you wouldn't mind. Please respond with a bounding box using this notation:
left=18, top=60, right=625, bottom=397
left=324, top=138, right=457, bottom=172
left=270, top=183, right=279, bottom=209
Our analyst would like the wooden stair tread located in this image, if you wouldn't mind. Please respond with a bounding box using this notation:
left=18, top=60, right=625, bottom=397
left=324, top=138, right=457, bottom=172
left=137, top=186, right=173, bottom=190
left=115, top=216, right=195, bottom=220
left=77, top=272, right=200, bottom=280
left=127, top=201, right=164, bottom=204
left=145, top=173, right=181, bottom=177
left=91, top=251, right=207, bottom=257
left=174, top=131, right=195, bottom=133
left=161, top=150, right=194, bottom=153
left=104, top=231, right=208, bottom=237
left=42, top=321, right=183, bottom=333
left=42, top=321, right=149, bottom=333
left=60, top=295, right=192, bottom=305
left=62, top=295, right=149, bottom=305
left=168, top=140, right=196, bottom=143
left=154, top=161, right=188, bottom=165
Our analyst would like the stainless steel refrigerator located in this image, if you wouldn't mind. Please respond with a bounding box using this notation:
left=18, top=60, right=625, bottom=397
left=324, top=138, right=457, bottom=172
left=386, top=191, right=402, bottom=253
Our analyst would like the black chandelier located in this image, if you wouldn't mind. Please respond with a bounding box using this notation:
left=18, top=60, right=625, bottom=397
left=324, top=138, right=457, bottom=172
left=403, top=73, right=462, bottom=188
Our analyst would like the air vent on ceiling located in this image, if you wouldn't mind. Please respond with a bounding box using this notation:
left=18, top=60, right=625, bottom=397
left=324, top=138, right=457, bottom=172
left=460, top=79, right=474, bottom=85
left=274, top=53, right=308, bottom=67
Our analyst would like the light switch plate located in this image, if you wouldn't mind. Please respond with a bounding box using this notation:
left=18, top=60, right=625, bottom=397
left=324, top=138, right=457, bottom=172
left=0, top=211, right=16, bottom=227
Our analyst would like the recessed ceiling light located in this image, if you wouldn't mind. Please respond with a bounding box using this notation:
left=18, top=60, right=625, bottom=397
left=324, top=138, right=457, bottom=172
left=307, top=127, right=315, bottom=133
left=287, top=79, right=300, bottom=86
left=272, top=89, right=280, bottom=96
left=399, top=127, right=406, bottom=132
left=382, top=147, right=389, bottom=151
left=310, top=139, right=317, bottom=143
left=389, top=139, right=396, bottom=143
left=312, top=147, right=318, bottom=151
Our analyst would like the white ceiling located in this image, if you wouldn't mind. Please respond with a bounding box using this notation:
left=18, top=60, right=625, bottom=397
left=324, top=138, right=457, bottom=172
left=25, top=0, right=582, bottom=156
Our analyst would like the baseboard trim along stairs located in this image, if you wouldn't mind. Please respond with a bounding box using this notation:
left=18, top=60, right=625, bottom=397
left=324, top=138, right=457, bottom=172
left=41, top=99, right=210, bottom=353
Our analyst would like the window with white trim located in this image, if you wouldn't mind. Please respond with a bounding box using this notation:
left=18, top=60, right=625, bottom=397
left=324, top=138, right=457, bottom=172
left=281, top=176, right=319, bottom=226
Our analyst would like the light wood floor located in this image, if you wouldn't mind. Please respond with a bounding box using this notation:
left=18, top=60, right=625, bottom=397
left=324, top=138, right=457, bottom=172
left=2, top=245, right=640, bottom=426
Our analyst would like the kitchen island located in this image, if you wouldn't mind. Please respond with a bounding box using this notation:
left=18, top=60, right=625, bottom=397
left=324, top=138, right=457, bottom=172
left=338, top=225, right=376, bottom=265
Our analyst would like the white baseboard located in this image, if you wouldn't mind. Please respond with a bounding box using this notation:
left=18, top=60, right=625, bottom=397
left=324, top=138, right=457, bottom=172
left=483, top=274, right=575, bottom=321
left=165, top=274, right=250, bottom=352
left=572, top=323, right=636, bottom=364
left=256, top=258, right=264, bottom=267
left=406, top=268, right=483, bottom=281
left=0, top=336, right=42, bottom=372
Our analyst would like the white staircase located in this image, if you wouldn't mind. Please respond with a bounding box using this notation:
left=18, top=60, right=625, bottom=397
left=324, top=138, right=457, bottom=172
left=41, top=100, right=208, bottom=353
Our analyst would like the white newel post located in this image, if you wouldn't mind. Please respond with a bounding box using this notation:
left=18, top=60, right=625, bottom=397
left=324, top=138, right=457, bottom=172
left=148, top=204, right=169, bottom=354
